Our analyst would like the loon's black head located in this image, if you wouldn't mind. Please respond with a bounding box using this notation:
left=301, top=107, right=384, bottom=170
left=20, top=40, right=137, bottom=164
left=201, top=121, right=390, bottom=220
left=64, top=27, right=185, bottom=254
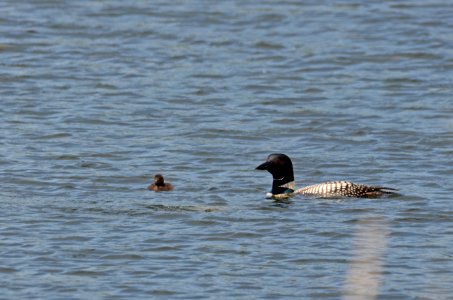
left=256, top=153, right=295, bottom=195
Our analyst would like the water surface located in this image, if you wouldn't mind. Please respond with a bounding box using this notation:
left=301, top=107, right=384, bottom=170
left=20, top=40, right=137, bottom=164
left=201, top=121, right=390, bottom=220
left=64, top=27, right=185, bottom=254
left=1, top=1, right=452, bottom=299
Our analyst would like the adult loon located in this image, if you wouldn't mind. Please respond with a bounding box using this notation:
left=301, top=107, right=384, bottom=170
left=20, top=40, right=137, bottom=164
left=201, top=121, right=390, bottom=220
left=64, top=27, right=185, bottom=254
left=147, top=174, right=173, bottom=192
left=256, top=153, right=397, bottom=199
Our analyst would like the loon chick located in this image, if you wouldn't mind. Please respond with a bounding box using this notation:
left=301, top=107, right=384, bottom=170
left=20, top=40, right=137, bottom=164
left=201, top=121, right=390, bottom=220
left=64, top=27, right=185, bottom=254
left=147, top=174, right=173, bottom=192
left=256, top=153, right=397, bottom=199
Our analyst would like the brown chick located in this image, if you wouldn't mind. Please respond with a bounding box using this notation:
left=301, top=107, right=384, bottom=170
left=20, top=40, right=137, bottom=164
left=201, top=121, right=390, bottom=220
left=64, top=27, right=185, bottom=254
left=147, top=174, right=173, bottom=192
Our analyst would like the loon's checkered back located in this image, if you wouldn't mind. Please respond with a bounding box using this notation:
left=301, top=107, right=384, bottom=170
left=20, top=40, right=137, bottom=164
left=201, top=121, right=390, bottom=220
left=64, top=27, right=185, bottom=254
left=295, top=181, right=397, bottom=198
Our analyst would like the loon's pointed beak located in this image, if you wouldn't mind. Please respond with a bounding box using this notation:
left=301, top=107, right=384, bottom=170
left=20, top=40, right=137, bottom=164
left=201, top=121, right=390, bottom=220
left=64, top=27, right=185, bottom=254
left=256, top=161, right=270, bottom=170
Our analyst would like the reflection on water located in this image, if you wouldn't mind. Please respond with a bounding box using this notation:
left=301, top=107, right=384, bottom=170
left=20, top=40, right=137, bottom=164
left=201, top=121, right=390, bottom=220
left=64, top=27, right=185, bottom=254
left=343, top=218, right=389, bottom=300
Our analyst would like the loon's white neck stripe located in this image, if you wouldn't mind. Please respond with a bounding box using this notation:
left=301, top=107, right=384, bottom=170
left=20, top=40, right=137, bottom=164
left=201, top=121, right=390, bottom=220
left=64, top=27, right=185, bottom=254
left=279, top=181, right=295, bottom=190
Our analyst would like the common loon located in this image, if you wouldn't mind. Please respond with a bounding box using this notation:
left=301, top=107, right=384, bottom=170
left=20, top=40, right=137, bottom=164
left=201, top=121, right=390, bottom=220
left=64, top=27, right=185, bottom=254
left=147, top=174, right=173, bottom=192
left=256, top=153, right=397, bottom=199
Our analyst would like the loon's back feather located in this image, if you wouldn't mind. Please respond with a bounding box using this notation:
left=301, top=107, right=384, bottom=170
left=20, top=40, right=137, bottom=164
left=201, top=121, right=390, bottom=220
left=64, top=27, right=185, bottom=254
left=295, top=181, right=397, bottom=198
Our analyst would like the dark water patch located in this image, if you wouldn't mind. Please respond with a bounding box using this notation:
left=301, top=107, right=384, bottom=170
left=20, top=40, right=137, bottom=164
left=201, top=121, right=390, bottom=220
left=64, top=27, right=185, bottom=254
left=50, top=235, right=93, bottom=242
left=0, top=267, right=18, bottom=273
left=56, top=154, right=80, bottom=160
left=192, top=73, right=228, bottom=79
left=100, top=254, right=144, bottom=260
left=143, top=245, right=185, bottom=252
left=148, top=289, right=179, bottom=296
left=254, top=41, right=285, bottom=50
left=65, top=270, right=106, bottom=276
left=143, top=204, right=227, bottom=213
left=33, top=133, right=72, bottom=140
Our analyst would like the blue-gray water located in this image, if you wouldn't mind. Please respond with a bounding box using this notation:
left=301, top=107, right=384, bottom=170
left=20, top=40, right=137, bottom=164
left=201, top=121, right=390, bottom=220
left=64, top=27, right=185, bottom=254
left=1, top=1, right=452, bottom=299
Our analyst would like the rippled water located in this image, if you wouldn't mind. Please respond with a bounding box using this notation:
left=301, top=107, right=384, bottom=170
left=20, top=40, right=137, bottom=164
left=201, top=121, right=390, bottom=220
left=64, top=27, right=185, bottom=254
left=1, top=1, right=452, bottom=299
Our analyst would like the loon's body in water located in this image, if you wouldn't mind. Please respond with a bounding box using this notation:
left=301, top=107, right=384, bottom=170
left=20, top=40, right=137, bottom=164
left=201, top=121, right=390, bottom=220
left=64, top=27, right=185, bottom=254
left=256, top=153, right=397, bottom=199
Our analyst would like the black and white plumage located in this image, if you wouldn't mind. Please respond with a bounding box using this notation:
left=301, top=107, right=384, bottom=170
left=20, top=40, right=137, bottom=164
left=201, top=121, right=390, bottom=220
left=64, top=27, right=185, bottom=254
left=256, top=153, right=397, bottom=199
